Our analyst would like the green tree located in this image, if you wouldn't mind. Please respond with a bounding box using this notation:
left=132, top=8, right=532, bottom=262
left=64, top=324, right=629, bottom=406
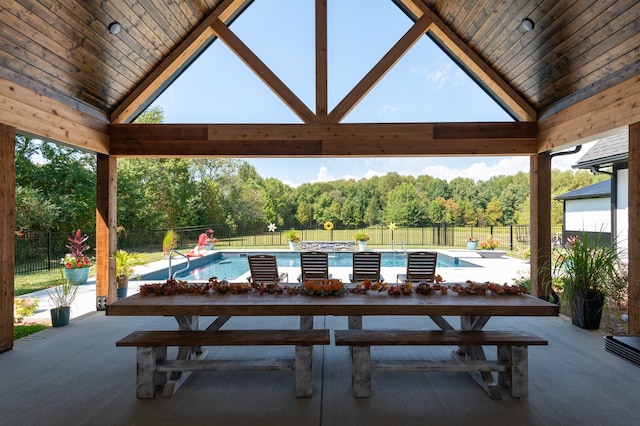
left=416, top=175, right=450, bottom=199
left=134, top=106, right=164, bottom=124
left=460, top=200, right=479, bottom=225
left=385, top=182, right=426, bottom=226
left=15, top=186, right=60, bottom=233
left=485, top=197, right=504, bottom=225
left=364, top=198, right=382, bottom=226
left=262, top=178, right=296, bottom=227
left=427, top=197, right=447, bottom=224
left=448, top=177, right=477, bottom=206
left=15, top=136, right=95, bottom=232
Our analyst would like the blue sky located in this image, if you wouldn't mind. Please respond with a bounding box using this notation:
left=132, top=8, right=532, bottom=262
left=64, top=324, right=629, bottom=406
left=149, top=0, right=588, bottom=187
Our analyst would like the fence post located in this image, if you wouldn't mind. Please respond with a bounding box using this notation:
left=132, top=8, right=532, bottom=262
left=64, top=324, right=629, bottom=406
left=47, top=232, right=52, bottom=271
left=510, top=225, right=514, bottom=251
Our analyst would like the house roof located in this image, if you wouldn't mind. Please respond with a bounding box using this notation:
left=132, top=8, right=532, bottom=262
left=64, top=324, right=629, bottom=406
left=573, top=130, right=629, bottom=170
left=1, top=0, right=638, bottom=125
left=554, top=179, right=612, bottom=201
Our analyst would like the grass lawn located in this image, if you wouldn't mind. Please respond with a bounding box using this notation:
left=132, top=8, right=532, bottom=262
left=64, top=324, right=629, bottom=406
left=14, top=269, right=73, bottom=296
left=13, top=323, right=48, bottom=340
left=14, top=252, right=166, bottom=296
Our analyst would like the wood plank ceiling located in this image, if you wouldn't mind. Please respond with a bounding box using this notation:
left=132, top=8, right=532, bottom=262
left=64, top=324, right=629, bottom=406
left=0, top=0, right=638, bottom=126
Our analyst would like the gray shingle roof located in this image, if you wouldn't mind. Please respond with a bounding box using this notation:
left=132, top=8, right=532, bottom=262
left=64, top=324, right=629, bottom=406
left=554, top=179, right=611, bottom=200
left=573, top=129, right=628, bottom=169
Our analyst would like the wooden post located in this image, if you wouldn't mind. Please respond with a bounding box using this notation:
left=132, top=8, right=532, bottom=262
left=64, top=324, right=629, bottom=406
left=96, top=154, right=117, bottom=307
left=530, top=153, right=552, bottom=298
left=628, top=123, right=640, bottom=335
left=0, top=124, right=15, bottom=353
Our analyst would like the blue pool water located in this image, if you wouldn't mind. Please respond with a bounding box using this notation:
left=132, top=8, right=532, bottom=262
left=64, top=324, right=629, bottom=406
left=171, top=251, right=476, bottom=281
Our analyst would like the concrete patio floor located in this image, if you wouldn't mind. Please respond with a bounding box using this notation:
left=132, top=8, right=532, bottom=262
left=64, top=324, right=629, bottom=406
left=2, top=310, right=639, bottom=426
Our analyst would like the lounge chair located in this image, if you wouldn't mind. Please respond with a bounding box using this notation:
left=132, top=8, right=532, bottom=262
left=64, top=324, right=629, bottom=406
left=247, top=254, right=288, bottom=284
left=298, top=251, right=332, bottom=282
left=397, top=251, right=438, bottom=283
left=349, top=251, right=384, bottom=283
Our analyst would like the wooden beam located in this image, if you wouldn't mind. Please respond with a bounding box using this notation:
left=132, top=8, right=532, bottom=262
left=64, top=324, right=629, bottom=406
left=96, top=154, right=117, bottom=306
left=328, top=14, right=432, bottom=123
left=315, top=0, right=328, bottom=121
left=530, top=153, right=552, bottom=299
left=0, top=77, right=109, bottom=153
left=209, top=20, right=316, bottom=124
left=110, top=0, right=252, bottom=124
left=629, top=122, right=640, bottom=335
left=538, top=75, right=640, bottom=152
left=0, top=124, right=15, bottom=353
left=396, top=0, right=536, bottom=122
left=109, top=122, right=537, bottom=157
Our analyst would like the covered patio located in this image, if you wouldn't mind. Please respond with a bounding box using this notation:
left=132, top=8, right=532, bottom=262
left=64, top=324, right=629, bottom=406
left=1, top=1, right=639, bottom=423
left=2, top=312, right=639, bottom=425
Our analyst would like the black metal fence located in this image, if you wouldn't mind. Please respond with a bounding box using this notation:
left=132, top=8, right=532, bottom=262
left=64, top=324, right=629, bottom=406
left=14, top=224, right=562, bottom=276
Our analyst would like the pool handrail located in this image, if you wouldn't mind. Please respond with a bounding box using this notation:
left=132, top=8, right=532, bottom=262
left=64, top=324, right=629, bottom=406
left=168, top=249, right=191, bottom=280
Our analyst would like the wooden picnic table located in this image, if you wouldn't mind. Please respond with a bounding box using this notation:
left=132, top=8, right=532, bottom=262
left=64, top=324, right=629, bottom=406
left=107, top=285, right=558, bottom=399
left=106, top=287, right=558, bottom=318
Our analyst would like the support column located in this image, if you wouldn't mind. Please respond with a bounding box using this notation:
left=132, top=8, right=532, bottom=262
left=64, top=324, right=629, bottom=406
left=0, top=124, right=15, bottom=353
left=530, top=153, right=552, bottom=298
left=628, top=123, right=639, bottom=335
left=96, top=154, right=117, bottom=308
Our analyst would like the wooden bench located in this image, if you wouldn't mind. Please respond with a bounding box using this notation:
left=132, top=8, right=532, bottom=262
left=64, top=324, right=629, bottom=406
left=117, top=329, right=330, bottom=398
left=334, top=329, right=548, bottom=399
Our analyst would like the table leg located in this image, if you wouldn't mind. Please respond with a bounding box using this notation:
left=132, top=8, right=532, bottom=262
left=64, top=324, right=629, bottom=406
left=294, top=315, right=315, bottom=397
left=175, top=315, right=201, bottom=358
left=348, top=315, right=362, bottom=330
left=300, top=315, right=313, bottom=330
left=458, top=315, right=502, bottom=400
left=430, top=315, right=454, bottom=330
left=161, top=315, right=209, bottom=397
left=205, top=315, right=231, bottom=331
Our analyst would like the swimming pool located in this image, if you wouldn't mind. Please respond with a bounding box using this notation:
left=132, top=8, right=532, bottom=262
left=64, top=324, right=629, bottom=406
left=167, top=251, right=477, bottom=282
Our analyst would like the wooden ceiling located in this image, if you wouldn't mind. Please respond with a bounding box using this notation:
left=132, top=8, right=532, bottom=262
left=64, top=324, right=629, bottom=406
left=0, top=0, right=637, bottom=129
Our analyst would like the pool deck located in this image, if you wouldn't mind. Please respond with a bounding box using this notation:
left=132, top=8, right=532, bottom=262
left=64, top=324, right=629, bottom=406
left=18, top=249, right=531, bottom=323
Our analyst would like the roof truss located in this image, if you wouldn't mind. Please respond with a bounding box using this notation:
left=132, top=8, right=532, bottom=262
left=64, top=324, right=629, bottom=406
left=111, top=0, right=535, bottom=125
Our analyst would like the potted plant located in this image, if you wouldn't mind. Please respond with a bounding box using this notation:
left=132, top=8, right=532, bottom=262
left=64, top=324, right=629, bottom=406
left=354, top=231, right=370, bottom=251
left=61, top=229, right=92, bottom=285
left=556, top=233, right=620, bottom=329
left=113, top=249, right=144, bottom=300
left=284, top=229, right=301, bottom=250
left=466, top=236, right=479, bottom=250
left=49, top=272, right=79, bottom=327
left=478, top=235, right=499, bottom=250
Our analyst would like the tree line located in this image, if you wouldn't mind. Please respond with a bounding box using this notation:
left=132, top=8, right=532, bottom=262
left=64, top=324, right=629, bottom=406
left=14, top=107, right=607, bottom=236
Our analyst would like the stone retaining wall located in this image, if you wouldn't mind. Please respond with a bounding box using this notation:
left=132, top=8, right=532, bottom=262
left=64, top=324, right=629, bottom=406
left=300, top=241, right=354, bottom=252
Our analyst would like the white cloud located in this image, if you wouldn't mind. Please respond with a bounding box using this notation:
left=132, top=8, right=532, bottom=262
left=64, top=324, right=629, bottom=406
left=281, top=179, right=299, bottom=188
left=362, top=169, right=387, bottom=179
left=422, top=157, right=530, bottom=182
left=316, top=166, right=334, bottom=182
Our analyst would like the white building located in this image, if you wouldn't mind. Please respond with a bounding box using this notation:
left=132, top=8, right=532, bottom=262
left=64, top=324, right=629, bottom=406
left=554, top=130, right=628, bottom=259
